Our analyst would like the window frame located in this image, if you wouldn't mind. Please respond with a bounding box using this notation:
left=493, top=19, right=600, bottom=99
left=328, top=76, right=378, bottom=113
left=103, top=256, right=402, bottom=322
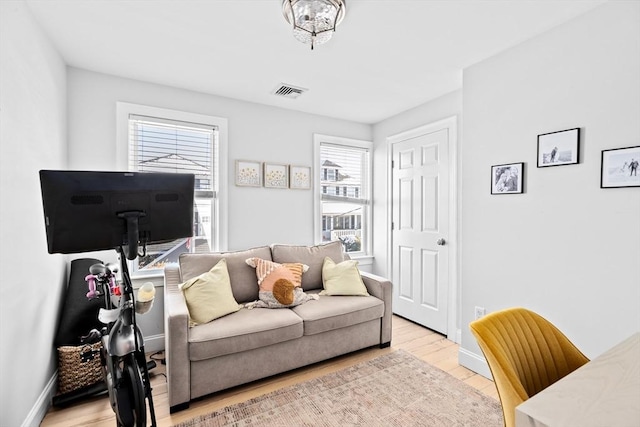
left=313, top=134, right=372, bottom=259
left=116, top=102, right=228, bottom=276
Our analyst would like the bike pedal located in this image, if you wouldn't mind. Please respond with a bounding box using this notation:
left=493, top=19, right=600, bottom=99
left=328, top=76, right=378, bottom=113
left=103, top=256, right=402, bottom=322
left=147, top=360, right=157, bottom=371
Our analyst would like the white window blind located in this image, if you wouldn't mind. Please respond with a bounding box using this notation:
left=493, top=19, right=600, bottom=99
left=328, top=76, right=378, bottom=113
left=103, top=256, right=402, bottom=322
left=127, top=114, right=218, bottom=272
left=129, top=114, right=216, bottom=194
left=320, top=143, right=369, bottom=204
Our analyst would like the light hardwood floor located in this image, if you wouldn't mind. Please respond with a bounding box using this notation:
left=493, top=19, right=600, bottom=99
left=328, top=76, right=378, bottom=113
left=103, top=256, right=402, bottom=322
left=41, top=315, right=498, bottom=426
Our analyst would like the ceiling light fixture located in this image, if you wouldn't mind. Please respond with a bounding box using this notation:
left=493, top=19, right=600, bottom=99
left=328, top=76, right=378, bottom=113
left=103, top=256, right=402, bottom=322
left=282, top=0, right=347, bottom=50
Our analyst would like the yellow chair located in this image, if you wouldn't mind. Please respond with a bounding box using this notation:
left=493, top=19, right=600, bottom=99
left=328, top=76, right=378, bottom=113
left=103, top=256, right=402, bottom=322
left=469, top=307, right=589, bottom=427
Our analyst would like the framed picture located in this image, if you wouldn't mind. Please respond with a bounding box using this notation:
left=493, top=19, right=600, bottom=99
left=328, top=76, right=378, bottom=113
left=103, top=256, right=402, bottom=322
left=600, top=146, right=640, bottom=188
left=235, top=160, right=262, bottom=187
left=537, top=128, right=580, bottom=167
left=491, top=162, right=524, bottom=194
left=264, top=163, right=289, bottom=189
left=289, top=165, right=311, bottom=189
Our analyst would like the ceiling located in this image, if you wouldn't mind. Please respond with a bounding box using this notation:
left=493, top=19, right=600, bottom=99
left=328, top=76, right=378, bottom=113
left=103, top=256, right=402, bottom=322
left=26, top=0, right=606, bottom=124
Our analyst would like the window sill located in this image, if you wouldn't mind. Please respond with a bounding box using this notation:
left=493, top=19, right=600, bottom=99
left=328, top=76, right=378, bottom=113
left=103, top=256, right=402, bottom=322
left=350, top=255, right=373, bottom=266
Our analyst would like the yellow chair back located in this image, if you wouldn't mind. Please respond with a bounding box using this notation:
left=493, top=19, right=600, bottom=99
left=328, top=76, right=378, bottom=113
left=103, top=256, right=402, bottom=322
left=470, top=307, right=589, bottom=427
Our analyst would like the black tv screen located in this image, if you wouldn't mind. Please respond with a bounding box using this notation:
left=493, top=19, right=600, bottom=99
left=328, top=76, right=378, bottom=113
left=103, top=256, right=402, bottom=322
left=40, top=170, right=194, bottom=257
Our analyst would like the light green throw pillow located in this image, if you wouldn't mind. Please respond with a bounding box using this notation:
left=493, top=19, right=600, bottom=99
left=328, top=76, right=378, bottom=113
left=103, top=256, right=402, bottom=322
left=320, top=257, right=369, bottom=296
left=179, top=259, right=241, bottom=326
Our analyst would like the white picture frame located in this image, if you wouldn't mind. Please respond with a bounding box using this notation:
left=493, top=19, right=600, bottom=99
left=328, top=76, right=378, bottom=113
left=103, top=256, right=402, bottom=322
left=289, top=165, right=311, bottom=189
left=264, top=163, right=289, bottom=189
left=235, top=160, right=262, bottom=187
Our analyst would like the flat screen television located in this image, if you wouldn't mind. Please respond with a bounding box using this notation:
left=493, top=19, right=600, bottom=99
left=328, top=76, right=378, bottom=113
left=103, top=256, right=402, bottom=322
left=40, top=170, right=194, bottom=259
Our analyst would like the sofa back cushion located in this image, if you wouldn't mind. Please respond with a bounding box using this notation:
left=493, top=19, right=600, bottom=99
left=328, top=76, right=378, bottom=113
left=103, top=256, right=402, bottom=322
left=271, top=241, right=345, bottom=291
left=179, top=246, right=272, bottom=303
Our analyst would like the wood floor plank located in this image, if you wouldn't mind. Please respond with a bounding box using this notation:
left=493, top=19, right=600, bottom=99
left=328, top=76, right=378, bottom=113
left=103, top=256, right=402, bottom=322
left=40, top=315, right=496, bottom=427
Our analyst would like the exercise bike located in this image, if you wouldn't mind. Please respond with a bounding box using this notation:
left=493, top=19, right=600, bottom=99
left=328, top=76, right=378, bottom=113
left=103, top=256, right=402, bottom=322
left=85, top=246, right=157, bottom=427
left=39, top=169, right=195, bottom=427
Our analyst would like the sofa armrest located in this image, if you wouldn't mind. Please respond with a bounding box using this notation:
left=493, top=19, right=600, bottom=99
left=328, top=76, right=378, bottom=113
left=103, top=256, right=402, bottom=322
left=360, top=271, right=393, bottom=346
left=164, top=264, right=191, bottom=410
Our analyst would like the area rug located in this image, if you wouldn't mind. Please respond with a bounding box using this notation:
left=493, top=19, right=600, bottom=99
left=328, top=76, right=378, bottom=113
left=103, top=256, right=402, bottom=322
left=174, top=350, right=503, bottom=427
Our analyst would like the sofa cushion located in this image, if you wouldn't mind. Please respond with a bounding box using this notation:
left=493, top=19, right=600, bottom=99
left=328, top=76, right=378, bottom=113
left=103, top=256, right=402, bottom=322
left=291, top=290, right=384, bottom=336
left=320, top=257, right=369, bottom=296
left=188, top=307, right=303, bottom=360
left=179, top=246, right=272, bottom=303
left=271, top=241, right=345, bottom=291
left=178, top=259, right=241, bottom=326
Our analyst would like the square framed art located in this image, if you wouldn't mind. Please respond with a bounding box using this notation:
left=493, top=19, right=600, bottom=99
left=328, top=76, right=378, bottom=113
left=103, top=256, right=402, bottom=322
left=289, top=165, right=311, bottom=189
left=264, top=163, right=289, bottom=189
left=537, top=128, right=580, bottom=167
left=600, top=146, right=640, bottom=188
left=491, top=162, right=524, bottom=194
left=235, top=160, right=262, bottom=187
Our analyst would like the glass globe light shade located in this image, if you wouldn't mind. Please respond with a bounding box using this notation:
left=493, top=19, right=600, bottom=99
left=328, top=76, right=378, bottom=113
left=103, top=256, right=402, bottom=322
left=282, top=0, right=347, bottom=49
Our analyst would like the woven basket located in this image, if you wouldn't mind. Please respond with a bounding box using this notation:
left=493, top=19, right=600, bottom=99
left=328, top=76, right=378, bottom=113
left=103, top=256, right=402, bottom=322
left=57, top=342, right=104, bottom=394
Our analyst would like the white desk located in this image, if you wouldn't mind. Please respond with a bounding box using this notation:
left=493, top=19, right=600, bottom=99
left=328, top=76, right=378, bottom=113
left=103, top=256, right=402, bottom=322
left=516, top=332, right=640, bottom=427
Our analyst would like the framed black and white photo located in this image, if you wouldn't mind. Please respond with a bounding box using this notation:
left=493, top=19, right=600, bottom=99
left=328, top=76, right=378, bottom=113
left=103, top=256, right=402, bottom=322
left=600, top=146, right=640, bottom=188
left=491, top=162, right=524, bottom=194
left=537, top=128, right=580, bottom=167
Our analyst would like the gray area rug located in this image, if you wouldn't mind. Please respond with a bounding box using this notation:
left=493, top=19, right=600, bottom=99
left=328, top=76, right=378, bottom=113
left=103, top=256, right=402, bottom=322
left=174, top=349, right=503, bottom=427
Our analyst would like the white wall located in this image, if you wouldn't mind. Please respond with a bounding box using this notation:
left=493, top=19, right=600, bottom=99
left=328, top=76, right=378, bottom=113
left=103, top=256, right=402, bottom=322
left=0, top=2, right=68, bottom=426
left=458, top=1, right=640, bottom=375
left=67, top=68, right=372, bottom=251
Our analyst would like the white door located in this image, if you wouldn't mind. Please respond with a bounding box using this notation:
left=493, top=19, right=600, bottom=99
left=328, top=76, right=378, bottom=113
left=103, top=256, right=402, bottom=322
left=390, top=121, right=452, bottom=335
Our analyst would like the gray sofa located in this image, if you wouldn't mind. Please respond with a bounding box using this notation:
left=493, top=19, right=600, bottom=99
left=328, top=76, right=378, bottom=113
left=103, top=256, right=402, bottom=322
left=163, top=242, right=393, bottom=412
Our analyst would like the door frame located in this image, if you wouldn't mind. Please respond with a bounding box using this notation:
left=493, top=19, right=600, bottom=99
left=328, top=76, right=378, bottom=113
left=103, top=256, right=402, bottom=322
left=386, top=116, right=459, bottom=342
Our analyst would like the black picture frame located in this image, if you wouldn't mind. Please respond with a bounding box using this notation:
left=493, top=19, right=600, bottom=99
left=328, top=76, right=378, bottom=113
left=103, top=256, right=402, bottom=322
left=600, top=146, right=640, bottom=188
left=537, top=128, right=580, bottom=167
left=491, top=162, right=524, bottom=194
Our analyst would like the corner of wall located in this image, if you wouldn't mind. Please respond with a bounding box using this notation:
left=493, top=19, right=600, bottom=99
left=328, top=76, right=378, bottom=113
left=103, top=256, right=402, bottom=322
left=21, top=374, right=57, bottom=427
left=458, top=347, right=491, bottom=379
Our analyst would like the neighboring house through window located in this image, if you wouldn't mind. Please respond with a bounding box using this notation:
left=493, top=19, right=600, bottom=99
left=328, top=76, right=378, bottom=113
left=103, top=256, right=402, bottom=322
left=117, top=103, right=228, bottom=275
left=314, top=134, right=372, bottom=256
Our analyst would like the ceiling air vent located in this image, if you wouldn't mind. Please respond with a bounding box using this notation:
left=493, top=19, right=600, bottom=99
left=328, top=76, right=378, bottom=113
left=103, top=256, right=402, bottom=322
left=272, top=83, right=307, bottom=99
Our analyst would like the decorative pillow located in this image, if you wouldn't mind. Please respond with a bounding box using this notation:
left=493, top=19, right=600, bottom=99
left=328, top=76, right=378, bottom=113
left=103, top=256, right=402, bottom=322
left=179, top=246, right=272, bottom=303
left=320, top=257, right=369, bottom=296
left=245, top=258, right=318, bottom=308
left=178, top=259, right=241, bottom=326
left=271, top=241, right=345, bottom=291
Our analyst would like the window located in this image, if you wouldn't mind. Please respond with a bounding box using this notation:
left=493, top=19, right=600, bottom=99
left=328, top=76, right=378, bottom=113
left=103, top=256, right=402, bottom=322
left=314, top=134, right=372, bottom=256
left=117, top=103, right=228, bottom=276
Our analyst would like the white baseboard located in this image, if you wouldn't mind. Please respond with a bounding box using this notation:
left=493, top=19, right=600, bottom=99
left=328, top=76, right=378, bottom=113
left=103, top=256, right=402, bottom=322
left=458, top=347, right=492, bottom=379
left=22, top=372, right=57, bottom=427
left=144, top=333, right=165, bottom=353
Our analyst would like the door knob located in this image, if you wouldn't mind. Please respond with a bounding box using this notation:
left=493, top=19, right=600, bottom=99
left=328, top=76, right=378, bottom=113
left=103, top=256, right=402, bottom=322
left=436, top=238, right=446, bottom=246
